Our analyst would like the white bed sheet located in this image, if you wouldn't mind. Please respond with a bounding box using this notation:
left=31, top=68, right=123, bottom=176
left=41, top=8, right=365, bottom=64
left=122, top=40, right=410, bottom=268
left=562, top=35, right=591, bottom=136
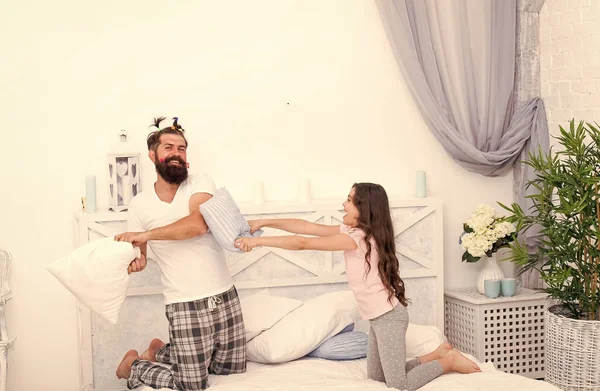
left=138, top=355, right=560, bottom=391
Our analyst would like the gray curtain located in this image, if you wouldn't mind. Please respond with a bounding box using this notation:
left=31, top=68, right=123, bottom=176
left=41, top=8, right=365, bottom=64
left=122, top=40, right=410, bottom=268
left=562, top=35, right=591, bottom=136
left=375, top=0, right=549, bottom=248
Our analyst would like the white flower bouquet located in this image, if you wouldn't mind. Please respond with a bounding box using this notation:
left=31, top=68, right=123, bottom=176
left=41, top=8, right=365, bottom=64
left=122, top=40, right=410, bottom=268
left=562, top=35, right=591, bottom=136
left=459, top=204, right=517, bottom=263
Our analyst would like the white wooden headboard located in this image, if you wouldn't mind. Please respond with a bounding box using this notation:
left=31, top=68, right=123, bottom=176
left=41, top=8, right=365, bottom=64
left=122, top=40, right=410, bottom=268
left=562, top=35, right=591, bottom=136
left=73, top=197, right=444, bottom=391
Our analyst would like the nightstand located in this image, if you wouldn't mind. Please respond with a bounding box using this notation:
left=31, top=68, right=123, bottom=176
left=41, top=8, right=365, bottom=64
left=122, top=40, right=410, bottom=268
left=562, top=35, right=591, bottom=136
left=444, top=287, right=548, bottom=379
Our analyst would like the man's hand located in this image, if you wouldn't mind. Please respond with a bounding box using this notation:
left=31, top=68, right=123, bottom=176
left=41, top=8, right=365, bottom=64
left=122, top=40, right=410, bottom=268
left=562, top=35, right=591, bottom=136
left=127, top=253, right=147, bottom=274
left=234, top=237, right=258, bottom=252
left=115, top=232, right=150, bottom=247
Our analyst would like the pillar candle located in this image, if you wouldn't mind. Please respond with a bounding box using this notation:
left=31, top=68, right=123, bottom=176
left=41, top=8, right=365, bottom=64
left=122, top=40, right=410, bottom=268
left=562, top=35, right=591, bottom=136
left=298, top=178, right=311, bottom=203
left=86, top=175, right=97, bottom=213
left=416, top=171, right=427, bottom=198
left=253, top=181, right=264, bottom=205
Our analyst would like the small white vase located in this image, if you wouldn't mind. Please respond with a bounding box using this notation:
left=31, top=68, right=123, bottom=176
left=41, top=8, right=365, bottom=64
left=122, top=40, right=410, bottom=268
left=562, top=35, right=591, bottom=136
left=476, top=253, right=504, bottom=294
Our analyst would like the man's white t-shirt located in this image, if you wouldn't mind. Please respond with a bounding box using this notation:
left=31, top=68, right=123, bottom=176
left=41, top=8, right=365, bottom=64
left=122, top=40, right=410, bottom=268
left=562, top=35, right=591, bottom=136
left=127, top=173, right=233, bottom=305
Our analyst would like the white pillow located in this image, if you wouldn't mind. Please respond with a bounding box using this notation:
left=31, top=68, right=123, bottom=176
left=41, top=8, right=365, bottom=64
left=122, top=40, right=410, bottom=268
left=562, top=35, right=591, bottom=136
left=240, top=290, right=303, bottom=341
left=406, top=323, right=447, bottom=358
left=47, top=238, right=140, bottom=324
left=246, top=290, right=361, bottom=363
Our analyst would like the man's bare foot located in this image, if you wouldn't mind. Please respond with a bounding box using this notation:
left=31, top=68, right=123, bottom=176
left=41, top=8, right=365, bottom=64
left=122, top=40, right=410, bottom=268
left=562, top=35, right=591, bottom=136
left=436, top=342, right=453, bottom=358
left=140, top=338, right=165, bottom=362
left=446, top=349, right=481, bottom=374
left=116, top=350, right=138, bottom=379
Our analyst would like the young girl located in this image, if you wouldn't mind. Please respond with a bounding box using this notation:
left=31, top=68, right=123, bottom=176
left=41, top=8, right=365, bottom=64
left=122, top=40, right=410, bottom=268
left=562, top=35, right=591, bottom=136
left=234, top=182, right=480, bottom=391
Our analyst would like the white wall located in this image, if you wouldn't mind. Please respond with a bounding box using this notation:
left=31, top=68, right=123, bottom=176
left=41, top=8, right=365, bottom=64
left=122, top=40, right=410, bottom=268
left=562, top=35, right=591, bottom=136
left=540, top=0, right=600, bottom=138
left=0, top=1, right=514, bottom=390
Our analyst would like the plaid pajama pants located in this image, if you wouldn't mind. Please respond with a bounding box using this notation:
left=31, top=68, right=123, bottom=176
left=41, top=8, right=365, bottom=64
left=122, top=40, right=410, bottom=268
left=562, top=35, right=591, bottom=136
left=127, top=286, right=247, bottom=390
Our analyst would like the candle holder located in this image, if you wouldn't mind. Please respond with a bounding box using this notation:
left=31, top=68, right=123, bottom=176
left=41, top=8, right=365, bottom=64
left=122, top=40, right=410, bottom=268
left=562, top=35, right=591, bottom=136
left=107, top=153, right=140, bottom=211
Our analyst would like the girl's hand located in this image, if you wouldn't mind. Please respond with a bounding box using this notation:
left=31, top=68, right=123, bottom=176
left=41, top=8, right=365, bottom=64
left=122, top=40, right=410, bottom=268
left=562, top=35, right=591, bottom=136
left=234, top=237, right=257, bottom=252
left=248, top=220, right=265, bottom=234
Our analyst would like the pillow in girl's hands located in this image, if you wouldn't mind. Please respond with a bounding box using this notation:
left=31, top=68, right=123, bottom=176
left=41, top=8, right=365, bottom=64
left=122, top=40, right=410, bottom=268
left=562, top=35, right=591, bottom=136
left=246, top=290, right=361, bottom=364
left=199, top=188, right=263, bottom=252
left=47, top=238, right=140, bottom=324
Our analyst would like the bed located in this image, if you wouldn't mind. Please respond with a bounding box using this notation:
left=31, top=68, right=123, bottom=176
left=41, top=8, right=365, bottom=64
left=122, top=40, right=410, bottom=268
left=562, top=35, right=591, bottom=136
left=139, top=357, right=559, bottom=391
left=73, top=197, right=559, bottom=391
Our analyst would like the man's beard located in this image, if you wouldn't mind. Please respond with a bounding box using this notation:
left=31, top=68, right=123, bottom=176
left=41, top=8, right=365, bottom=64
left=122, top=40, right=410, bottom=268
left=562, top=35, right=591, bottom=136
left=155, top=156, right=188, bottom=185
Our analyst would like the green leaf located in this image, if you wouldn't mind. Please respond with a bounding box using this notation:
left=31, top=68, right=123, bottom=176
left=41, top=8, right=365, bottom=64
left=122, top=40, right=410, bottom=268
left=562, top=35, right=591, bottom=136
left=462, top=252, right=481, bottom=263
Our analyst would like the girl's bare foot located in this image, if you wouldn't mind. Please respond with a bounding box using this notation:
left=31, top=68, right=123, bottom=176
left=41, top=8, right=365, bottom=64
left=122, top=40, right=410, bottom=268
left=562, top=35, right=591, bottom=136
left=418, top=342, right=455, bottom=364
left=446, top=349, right=481, bottom=374
left=116, top=350, right=139, bottom=379
left=140, top=338, right=165, bottom=362
left=436, top=342, right=453, bottom=358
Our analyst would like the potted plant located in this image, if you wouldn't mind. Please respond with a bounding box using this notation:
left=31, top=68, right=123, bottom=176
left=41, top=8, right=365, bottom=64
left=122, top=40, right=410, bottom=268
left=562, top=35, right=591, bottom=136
left=459, top=204, right=517, bottom=294
left=500, top=120, right=600, bottom=390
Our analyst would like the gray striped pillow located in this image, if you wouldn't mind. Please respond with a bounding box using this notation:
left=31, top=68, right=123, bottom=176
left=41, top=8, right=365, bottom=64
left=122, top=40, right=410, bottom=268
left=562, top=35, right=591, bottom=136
left=306, top=331, right=368, bottom=360
left=200, top=188, right=263, bottom=252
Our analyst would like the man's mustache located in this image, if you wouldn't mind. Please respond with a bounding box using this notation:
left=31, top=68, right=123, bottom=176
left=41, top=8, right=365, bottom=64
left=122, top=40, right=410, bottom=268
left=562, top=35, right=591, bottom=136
left=159, top=156, right=187, bottom=165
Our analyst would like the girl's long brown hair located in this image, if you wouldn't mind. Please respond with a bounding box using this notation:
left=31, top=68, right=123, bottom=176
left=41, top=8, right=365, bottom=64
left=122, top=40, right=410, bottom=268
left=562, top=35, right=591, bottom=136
left=352, top=183, right=408, bottom=306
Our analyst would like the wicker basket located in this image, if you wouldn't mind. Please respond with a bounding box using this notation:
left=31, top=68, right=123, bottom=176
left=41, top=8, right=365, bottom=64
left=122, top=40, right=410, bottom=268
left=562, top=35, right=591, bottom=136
left=545, top=307, right=600, bottom=390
